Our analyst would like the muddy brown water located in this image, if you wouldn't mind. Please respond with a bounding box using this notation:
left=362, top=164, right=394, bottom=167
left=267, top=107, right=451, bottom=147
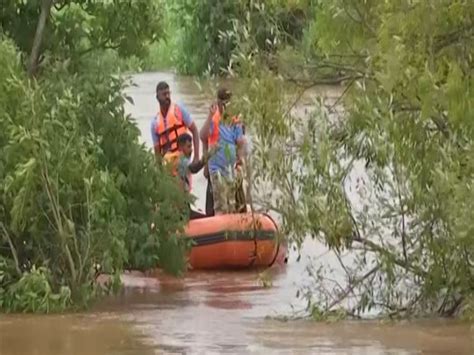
left=0, top=72, right=472, bottom=355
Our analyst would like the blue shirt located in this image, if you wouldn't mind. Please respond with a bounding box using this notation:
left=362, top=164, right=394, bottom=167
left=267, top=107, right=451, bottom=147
left=150, top=102, right=193, bottom=147
left=177, top=154, right=191, bottom=191
left=208, top=120, right=243, bottom=176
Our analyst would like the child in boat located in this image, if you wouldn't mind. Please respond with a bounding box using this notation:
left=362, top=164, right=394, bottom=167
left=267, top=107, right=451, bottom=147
left=164, top=133, right=217, bottom=219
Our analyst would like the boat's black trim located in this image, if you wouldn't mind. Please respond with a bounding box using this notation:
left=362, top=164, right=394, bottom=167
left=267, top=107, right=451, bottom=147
left=190, top=230, right=276, bottom=247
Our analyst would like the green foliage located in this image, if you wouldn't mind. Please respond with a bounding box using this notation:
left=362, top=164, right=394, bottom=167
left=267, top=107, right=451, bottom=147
left=0, top=263, right=72, bottom=313
left=257, top=270, right=273, bottom=288
left=0, top=1, right=189, bottom=313
left=0, top=0, right=161, bottom=66
left=141, top=40, right=175, bottom=72
left=85, top=49, right=144, bottom=74
left=146, top=0, right=312, bottom=75
left=309, top=304, right=347, bottom=322
left=229, top=0, right=474, bottom=318
left=460, top=297, right=474, bottom=322
left=167, top=0, right=241, bottom=75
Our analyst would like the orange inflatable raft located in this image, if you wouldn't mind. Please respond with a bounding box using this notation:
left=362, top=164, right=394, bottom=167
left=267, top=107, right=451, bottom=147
left=184, top=213, right=287, bottom=270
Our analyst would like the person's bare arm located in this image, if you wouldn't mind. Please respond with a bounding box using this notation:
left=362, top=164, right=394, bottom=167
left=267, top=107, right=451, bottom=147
left=188, top=121, right=200, bottom=163
left=201, top=120, right=210, bottom=157
left=200, top=104, right=217, bottom=177
left=202, top=139, right=209, bottom=158
left=201, top=139, right=210, bottom=178
left=187, top=145, right=217, bottom=174
left=188, top=159, right=205, bottom=174
left=200, top=104, right=216, bottom=143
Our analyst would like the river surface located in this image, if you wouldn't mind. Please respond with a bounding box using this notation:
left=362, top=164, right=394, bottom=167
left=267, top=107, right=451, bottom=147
left=0, top=72, right=472, bottom=355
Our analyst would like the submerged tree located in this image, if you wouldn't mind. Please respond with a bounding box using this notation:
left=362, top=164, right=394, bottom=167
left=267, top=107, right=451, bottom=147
left=231, top=0, right=473, bottom=318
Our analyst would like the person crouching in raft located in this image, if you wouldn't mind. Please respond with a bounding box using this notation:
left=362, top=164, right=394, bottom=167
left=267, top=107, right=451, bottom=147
left=164, top=133, right=217, bottom=219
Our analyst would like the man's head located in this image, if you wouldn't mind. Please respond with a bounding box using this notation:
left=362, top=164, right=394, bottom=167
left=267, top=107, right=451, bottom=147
left=217, top=87, right=232, bottom=114
left=156, top=81, right=171, bottom=109
left=177, top=133, right=193, bottom=157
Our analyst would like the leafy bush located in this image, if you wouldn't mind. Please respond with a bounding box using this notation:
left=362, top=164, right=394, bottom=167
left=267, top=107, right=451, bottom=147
left=0, top=261, right=72, bottom=313
left=0, top=36, right=189, bottom=312
left=229, top=0, right=474, bottom=317
left=148, top=0, right=311, bottom=75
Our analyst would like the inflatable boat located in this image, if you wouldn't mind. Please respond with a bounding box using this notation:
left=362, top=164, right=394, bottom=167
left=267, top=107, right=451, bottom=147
left=184, top=213, right=286, bottom=270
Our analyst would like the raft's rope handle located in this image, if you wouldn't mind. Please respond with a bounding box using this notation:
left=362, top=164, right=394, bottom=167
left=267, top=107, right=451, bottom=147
left=234, top=165, right=258, bottom=268
left=247, top=211, right=258, bottom=268
left=263, top=212, right=282, bottom=268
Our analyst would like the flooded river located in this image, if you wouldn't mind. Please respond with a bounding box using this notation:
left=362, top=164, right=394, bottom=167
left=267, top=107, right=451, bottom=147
left=0, top=72, right=472, bottom=354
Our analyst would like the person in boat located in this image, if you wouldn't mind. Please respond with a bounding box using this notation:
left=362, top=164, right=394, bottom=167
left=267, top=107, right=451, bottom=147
left=200, top=87, right=246, bottom=215
left=164, top=133, right=217, bottom=219
left=151, top=81, right=200, bottom=164
left=204, top=125, right=248, bottom=216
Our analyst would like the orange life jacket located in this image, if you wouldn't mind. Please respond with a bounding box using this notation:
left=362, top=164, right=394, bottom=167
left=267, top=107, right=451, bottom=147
left=163, top=151, right=193, bottom=192
left=163, top=151, right=180, bottom=175
left=155, top=103, right=188, bottom=156
left=208, top=110, right=241, bottom=147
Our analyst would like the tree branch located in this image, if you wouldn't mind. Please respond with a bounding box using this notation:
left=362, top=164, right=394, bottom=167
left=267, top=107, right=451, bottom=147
left=28, top=0, right=54, bottom=78
left=283, top=83, right=319, bottom=118
left=41, top=163, right=77, bottom=285
left=444, top=296, right=464, bottom=317
left=393, top=162, right=408, bottom=263
left=0, top=223, right=22, bottom=276
left=302, top=61, right=365, bottom=74
left=352, top=235, right=427, bottom=278
left=327, top=265, right=379, bottom=310
left=434, top=26, right=474, bottom=54
left=53, top=0, right=71, bottom=12
left=285, top=74, right=364, bottom=87
left=77, top=41, right=121, bottom=57
left=327, top=76, right=357, bottom=113
left=341, top=0, right=376, bottom=35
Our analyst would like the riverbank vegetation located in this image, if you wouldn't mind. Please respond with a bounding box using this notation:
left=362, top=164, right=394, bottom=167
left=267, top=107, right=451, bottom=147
left=0, top=0, right=189, bottom=312
left=243, top=0, right=473, bottom=320
left=154, top=0, right=473, bottom=319
left=1, top=0, right=472, bottom=320
left=143, top=0, right=312, bottom=75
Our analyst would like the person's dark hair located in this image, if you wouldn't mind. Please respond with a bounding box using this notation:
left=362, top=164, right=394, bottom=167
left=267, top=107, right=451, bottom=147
left=156, top=81, right=169, bottom=92
left=217, top=87, right=232, bottom=102
left=177, top=133, right=193, bottom=147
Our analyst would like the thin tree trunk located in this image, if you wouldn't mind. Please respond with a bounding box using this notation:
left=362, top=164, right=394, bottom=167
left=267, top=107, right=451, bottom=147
left=0, top=223, right=22, bottom=276
left=28, top=0, right=54, bottom=78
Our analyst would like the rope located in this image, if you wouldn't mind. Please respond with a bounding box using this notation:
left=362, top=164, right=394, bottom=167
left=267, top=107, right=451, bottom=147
left=264, top=213, right=282, bottom=268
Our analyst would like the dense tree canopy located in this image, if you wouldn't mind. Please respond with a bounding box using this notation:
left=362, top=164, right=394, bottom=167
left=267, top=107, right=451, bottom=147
left=1, top=0, right=161, bottom=75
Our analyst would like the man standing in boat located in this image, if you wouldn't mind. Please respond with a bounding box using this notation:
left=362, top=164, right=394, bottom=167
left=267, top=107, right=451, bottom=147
left=200, top=87, right=246, bottom=215
left=151, top=81, right=200, bottom=164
